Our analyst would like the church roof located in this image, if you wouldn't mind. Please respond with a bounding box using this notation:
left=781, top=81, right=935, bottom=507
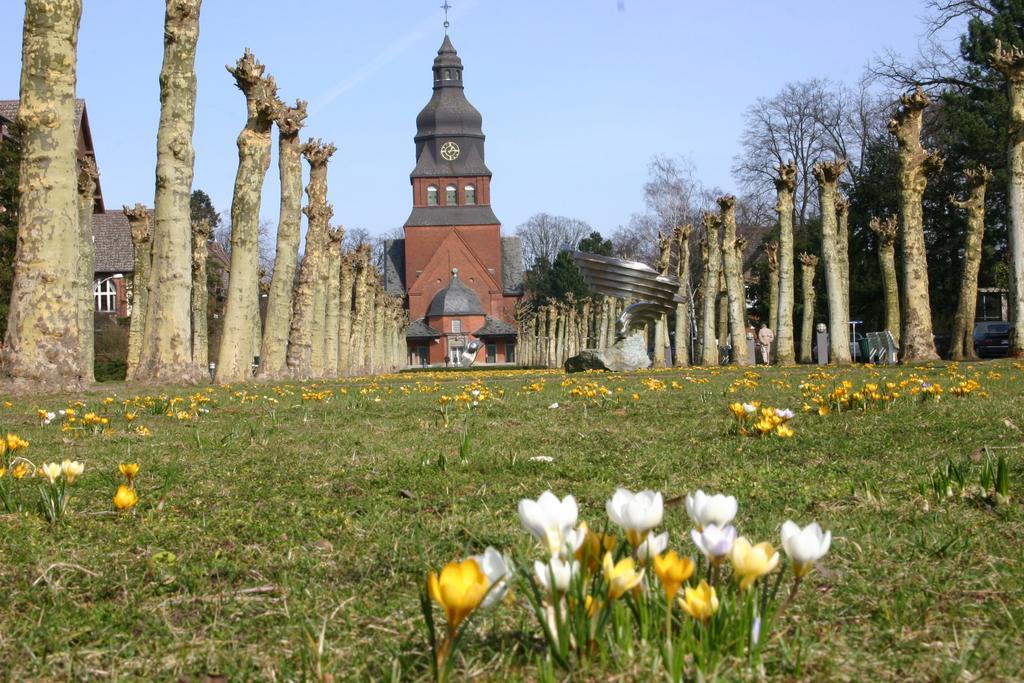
left=473, top=316, right=517, bottom=337
left=93, top=210, right=142, bottom=273
left=406, top=318, right=443, bottom=339
left=382, top=236, right=525, bottom=298
left=427, top=268, right=485, bottom=317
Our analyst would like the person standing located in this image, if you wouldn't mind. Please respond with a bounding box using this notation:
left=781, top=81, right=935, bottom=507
left=758, top=324, right=775, bottom=365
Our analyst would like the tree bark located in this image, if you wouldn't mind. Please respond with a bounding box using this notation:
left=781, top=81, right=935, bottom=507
left=337, top=251, right=355, bottom=375
left=813, top=160, right=852, bottom=364
left=948, top=167, right=992, bottom=360
left=77, top=157, right=98, bottom=384
left=348, top=244, right=371, bottom=374
left=700, top=212, right=720, bottom=365
left=835, top=195, right=851, bottom=328
left=993, top=41, right=1024, bottom=356
left=799, top=253, right=818, bottom=364
left=216, top=50, right=279, bottom=383
left=2, top=0, right=84, bottom=389
left=136, top=0, right=202, bottom=383
left=324, top=226, right=343, bottom=376
left=124, top=204, right=151, bottom=381
left=546, top=303, right=558, bottom=367
left=718, top=196, right=749, bottom=365
left=257, top=100, right=307, bottom=378
left=191, top=218, right=210, bottom=371
left=868, top=215, right=901, bottom=347
left=766, top=241, right=779, bottom=363
left=673, top=224, right=692, bottom=366
left=888, top=86, right=943, bottom=362
left=774, top=162, right=798, bottom=365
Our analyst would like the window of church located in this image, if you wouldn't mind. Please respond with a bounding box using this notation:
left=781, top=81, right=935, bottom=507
left=94, top=278, right=117, bottom=313
left=445, top=69, right=451, bottom=80
left=451, top=319, right=462, bottom=333
left=445, top=185, right=457, bottom=205
left=464, top=184, right=476, bottom=205
left=427, top=185, right=438, bottom=206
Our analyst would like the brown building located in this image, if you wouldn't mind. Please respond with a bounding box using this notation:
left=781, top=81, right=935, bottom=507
left=383, top=34, right=523, bottom=367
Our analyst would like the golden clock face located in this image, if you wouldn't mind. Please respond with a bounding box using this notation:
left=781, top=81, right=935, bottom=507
left=440, top=141, right=460, bottom=161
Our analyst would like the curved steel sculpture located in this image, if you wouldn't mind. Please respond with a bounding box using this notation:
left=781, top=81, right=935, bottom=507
left=570, top=251, right=683, bottom=338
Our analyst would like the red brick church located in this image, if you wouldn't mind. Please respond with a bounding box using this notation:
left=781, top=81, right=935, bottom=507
left=384, top=33, right=523, bottom=367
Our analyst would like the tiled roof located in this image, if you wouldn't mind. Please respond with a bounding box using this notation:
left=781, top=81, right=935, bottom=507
left=473, top=316, right=517, bottom=337
left=406, top=318, right=442, bottom=339
left=0, top=99, right=85, bottom=127
left=501, top=236, right=524, bottom=295
left=383, top=238, right=406, bottom=297
left=427, top=270, right=485, bottom=316
left=92, top=210, right=141, bottom=273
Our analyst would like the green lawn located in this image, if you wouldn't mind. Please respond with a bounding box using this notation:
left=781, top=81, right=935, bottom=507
left=0, top=361, right=1022, bottom=681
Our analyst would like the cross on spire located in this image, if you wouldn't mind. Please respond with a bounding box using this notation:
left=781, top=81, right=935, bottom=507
left=441, top=1, right=452, bottom=34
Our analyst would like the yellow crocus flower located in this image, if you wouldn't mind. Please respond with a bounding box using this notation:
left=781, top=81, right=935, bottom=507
left=602, top=552, right=644, bottom=600
left=11, top=461, right=31, bottom=479
left=427, top=558, right=488, bottom=632
left=678, top=580, right=719, bottom=621
left=113, top=484, right=138, bottom=511
left=730, top=537, right=781, bottom=590
left=575, top=521, right=617, bottom=574
left=652, top=550, right=695, bottom=602
left=728, top=402, right=746, bottom=420
left=119, top=462, right=140, bottom=484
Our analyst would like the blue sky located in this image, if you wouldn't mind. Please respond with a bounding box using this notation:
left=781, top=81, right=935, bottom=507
left=1, top=1, right=954, bottom=238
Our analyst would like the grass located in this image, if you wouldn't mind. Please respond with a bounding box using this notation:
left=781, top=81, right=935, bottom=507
left=0, top=360, right=1022, bottom=681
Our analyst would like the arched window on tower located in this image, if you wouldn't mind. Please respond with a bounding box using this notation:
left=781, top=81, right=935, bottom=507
left=464, top=184, right=476, bottom=205
left=445, top=185, right=457, bottom=205
left=427, top=185, right=438, bottom=206
left=444, top=69, right=451, bottom=80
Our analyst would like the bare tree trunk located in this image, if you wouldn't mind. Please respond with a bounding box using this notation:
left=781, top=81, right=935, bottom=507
left=580, top=299, right=592, bottom=350
left=718, top=196, right=749, bottom=366
left=948, top=167, right=992, bottom=360
left=136, top=0, right=202, bottom=384
left=869, top=216, right=901, bottom=347
left=994, top=41, right=1024, bottom=356
left=766, top=241, right=779, bottom=362
left=257, top=100, right=307, bottom=378
left=124, top=205, right=151, bottom=381
left=77, top=158, right=97, bottom=384
left=889, top=86, right=943, bottom=362
left=2, top=0, right=83, bottom=389
left=546, top=304, right=557, bottom=367
left=604, top=298, right=617, bottom=349
left=774, top=162, right=798, bottom=365
left=717, top=267, right=729, bottom=351
left=836, top=195, right=851, bottom=328
left=191, top=218, right=210, bottom=371
left=799, top=253, right=818, bottom=364
left=700, top=212, right=720, bottom=365
left=322, top=227, right=343, bottom=377
left=337, top=252, right=354, bottom=375
left=373, top=287, right=386, bottom=373
left=216, top=50, right=279, bottom=384
left=363, top=278, right=377, bottom=372
left=813, top=160, right=852, bottom=364
left=348, top=244, right=371, bottom=374
left=673, top=224, right=692, bottom=367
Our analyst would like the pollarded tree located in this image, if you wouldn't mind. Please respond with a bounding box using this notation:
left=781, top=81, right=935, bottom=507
left=191, top=218, right=210, bottom=370
left=347, top=243, right=372, bottom=374
left=773, top=162, right=798, bottom=364
left=700, top=212, right=721, bottom=365
left=124, top=204, right=151, bottom=381
left=799, top=252, right=819, bottom=363
left=135, top=0, right=203, bottom=384
left=948, top=167, right=993, bottom=360
left=888, top=86, right=944, bottom=362
left=813, top=159, right=852, bottom=364
left=765, top=241, right=779, bottom=353
left=673, top=223, right=693, bottom=366
left=3, top=0, right=84, bottom=389
left=324, top=226, right=343, bottom=377
left=868, top=215, right=901, bottom=347
left=257, top=99, right=307, bottom=379
left=993, top=40, right=1024, bottom=356
left=835, top=195, right=851, bottom=328
left=77, top=157, right=98, bottom=383
left=337, top=251, right=355, bottom=375
left=216, top=50, right=280, bottom=383
left=718, top=195, right=749, bottom=366
left=653, top=231, right=671, bottom=367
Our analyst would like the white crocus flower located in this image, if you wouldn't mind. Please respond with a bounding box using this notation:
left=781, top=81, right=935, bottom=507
left=606, top=488, right=664, bottom=547
left=534, top=557, right=579, bottom=594
left=780, top=520, right=831, bottom=578
left=690, top=523, right=737, bottom=564
left=774, top=408, right=795, bottom=421
left=685, top=490, right=738, bottom=531
left=635, top=531, right=668, bottom=563
left=518, top=491, right=579, bottom=558
left=742, top=403, right=757, bottom=415
left=474, top=547, right=512, bottom=608
left=39, top=462, right=63, bottom=485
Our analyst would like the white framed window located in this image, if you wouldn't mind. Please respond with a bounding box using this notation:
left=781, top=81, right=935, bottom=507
left=445, top=185, right=457, bottom=205
left=451, top=319, right=462, bottom=333
left=94, top=278, right=117, bottom=313
left=464, top=184, right=476, bottom=205
left=427, top=185, right=438, bottom=206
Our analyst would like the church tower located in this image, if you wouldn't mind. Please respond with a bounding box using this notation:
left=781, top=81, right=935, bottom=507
left=383, top=32, right=523, bottom=367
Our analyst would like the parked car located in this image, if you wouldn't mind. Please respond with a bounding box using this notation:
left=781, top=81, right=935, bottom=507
left=973, top=321, right=1010, bottom=358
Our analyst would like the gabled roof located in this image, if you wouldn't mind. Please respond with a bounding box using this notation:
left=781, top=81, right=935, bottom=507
left=501, top=236, right=524, bottom=295
left=406, top=318, right=443, bottom=339
left=473, top=316, right=517, bottom=338
left=93, top=210, right=142, bottom=273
